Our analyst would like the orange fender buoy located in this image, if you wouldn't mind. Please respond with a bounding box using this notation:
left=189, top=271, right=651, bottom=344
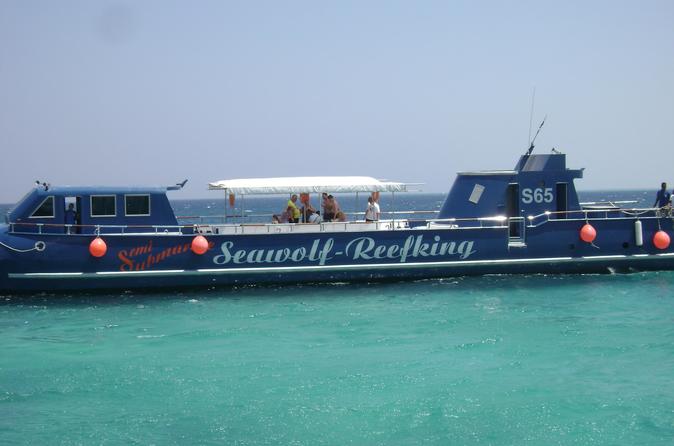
left=580, top=223, right=596, bottom=243
left=653, top=230, right=670, bottom=250
left=300, top=193, right=310, bottom=204
left=191, top=235, right=209, bottom=255
left=89, top=237, right=107, bottom=257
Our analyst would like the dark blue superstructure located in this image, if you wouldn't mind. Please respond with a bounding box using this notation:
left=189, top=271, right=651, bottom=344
left=1, top=152, right=673, bottom=293
left=7, top=185, right=178, bottom=234
left=438, top=153, right=583, bottom=220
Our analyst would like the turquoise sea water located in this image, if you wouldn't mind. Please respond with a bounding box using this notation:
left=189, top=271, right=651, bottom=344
left=2, top=191, right=673, bottom=445
left=2, top=274, right=674, bottom=445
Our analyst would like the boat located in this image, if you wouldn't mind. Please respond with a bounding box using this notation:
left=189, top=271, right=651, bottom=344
left=1, top=151, right=673, bottom=293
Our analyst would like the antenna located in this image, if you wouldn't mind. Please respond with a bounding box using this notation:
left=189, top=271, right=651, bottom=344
left=526, top=115, right=546, bottom=156
left=528, top=87, right=536, bottom=146
left=167, top=179, right=189, bottom=191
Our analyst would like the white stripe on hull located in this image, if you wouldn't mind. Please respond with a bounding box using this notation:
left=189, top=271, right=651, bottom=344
left=7, top=252, right=674, bottom=280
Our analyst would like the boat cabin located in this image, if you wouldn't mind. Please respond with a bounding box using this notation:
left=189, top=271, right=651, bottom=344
left=438, top=153, right=584, bottom=221
left=6, top=185, right=180, bottom=234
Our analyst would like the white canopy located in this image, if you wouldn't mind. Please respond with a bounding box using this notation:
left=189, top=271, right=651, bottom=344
left=208, top=176, right=408, bottom=195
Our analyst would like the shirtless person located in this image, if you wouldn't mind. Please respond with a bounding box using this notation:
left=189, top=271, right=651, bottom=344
left=323, top=194, right=338, bottom=221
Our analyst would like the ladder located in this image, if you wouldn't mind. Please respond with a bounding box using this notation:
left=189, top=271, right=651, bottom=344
left=508, top=217, right=526, bottom=248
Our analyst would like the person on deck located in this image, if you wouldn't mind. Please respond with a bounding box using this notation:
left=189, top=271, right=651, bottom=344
left=365, top=196, right=380, bottom=222
left=64, top=203, right=77, bottom=233
left=301, top=203, right=315, bottom=223
left=287, top=194, right=301, bottom=223
left=321, top=193, right=329, bottom=213
left=323, top=194, right=337, bottom=221
left=310, top=210, right=322, bottom=223
left=654, top=183, right=671, bottom=208
left=332, top=195, right=341, bottom=216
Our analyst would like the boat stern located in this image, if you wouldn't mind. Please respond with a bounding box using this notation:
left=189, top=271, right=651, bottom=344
left=0, top=224, right=10, bottom=291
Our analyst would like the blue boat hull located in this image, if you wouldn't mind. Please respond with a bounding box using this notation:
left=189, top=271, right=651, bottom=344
left=2, top=217, right=673, bottom=293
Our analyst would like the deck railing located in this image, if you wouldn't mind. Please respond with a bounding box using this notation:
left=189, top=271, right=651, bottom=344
left=6, top=207, right=672, bottom=236
left=8, top=222, right=192, bottom=236
left=174, top=209, right=438, bottom=225
left=527, top=207, right=672, bottom=227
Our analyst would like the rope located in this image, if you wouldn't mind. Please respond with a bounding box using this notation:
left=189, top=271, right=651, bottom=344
left=620, top=209, right=653, bottom=217
left=0, top=240, right=46, bottom=253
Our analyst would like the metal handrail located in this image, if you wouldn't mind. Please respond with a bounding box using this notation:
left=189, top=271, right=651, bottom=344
left=175, top=209, right=439, bottom=224
left=7, top=206, right=671, bottom=236
left=526, top=207, right=671, bottom=227
left=9, top=222, right=193, bottom=235
left=8, top=216, right=494, bottom=236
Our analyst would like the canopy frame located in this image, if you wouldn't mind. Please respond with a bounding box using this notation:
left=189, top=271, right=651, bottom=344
left=208, top=176, right=409, bottom=195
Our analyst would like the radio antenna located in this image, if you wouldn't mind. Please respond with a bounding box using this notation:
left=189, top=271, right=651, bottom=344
left=528, top=87, right=536, bottom=145
left=526, top=115, right=546, bottom=156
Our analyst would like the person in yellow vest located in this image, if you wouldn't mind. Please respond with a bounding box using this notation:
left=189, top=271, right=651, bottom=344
left=287, top=194, right=301, bottom=223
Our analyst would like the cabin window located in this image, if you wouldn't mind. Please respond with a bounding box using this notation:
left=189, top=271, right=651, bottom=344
left=30, top=196, right=55, bottom=218
left=468, top=184, right=485, bottom=204
left=125, top=195, right=150, bottom=216
left=91, top=195, right=116, bottom=217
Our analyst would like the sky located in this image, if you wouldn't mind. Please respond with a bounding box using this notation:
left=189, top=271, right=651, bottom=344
left=1, top=0, right=673, bottom=203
